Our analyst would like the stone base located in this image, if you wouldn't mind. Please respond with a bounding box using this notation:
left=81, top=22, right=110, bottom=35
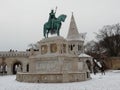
left=16, top=36, right=91, bottom=83
left=16, top=72, right=90, bottom=83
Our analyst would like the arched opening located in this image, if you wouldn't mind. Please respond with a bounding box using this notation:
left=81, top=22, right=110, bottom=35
left=86, top=72, right=89, bottom=78
left=86, top=60, right=92, bottom=72
left=0, top=64, right=7, bottom=75
left=12, top=62, right=22, bottom=74
left=0, top=57, right=7, bottom=75
left=26, top=64, right=29, bottom=72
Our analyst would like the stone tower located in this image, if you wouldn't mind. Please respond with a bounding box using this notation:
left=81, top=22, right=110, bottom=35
left=67, top=13, right=86, bottom=55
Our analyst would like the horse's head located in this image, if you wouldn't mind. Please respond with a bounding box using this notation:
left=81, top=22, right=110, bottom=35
left=57, top=14, right=67, bottom=22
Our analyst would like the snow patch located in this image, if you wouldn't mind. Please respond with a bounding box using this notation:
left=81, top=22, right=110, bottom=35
left=0, top=70, right=120, bottom=90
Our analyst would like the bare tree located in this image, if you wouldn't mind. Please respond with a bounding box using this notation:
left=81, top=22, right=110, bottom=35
left=96, top=23, right=120, bottom=56
left=85, top=40, right=104, bottom=58
left=84, top=40, right=96, bottom=54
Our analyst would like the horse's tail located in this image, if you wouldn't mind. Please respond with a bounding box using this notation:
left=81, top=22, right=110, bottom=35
left=43, top=24, right=46, bottom=38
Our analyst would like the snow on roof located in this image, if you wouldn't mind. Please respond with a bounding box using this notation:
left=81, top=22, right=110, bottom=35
left=66, top=13, right=86, bottom=41
left=79, top=53, right=92, bottom=58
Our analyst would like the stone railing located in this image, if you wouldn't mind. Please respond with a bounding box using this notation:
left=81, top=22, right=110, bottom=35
left=0, top=51, right=31, bottom=57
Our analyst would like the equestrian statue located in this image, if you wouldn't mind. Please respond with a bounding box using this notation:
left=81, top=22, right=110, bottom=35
left=43, top=9, right=67, bottom=38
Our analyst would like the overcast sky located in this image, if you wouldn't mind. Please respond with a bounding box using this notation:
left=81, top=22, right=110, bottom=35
left=0, top=0, right=120, bottom=51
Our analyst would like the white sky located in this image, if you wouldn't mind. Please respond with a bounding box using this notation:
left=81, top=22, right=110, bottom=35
left=0, top=0, right=120, bottom=51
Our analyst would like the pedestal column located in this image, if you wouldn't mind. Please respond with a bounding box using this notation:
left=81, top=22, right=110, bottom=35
left=7, top=63, right=12, bottom=75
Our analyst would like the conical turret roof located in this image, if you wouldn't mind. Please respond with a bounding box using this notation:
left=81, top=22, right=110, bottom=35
left=67, top=13, right=86, bottom=41
left=67, top=13, right=80, bottom=40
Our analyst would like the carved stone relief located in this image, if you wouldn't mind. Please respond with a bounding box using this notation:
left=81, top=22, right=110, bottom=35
left=50, top=44, right=57, bottom=53
left=41, top=45, right=48, bottom=54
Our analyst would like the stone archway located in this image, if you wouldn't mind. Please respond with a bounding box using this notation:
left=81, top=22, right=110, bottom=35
left=0, top=64, right=7, bottom=75
left=26, top=64, right=29, bottom=72
left=12, top=61, right=22, bottom=74
left=0, top=57, right=7, bottom=75
left=86, top=60, right=92, bottom=72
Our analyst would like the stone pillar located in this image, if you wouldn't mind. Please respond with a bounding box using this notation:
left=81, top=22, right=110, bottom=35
left=22, top=62, right=27, bottom=73
left=66, top=43, right=69, bottom=54
left=57, top=43, right=61, bottom=54
left=7, top=63, right=12, bottom=75
left=58, top=56, right=64, bottom=72
left=29, top=58, right=36, bottom=73
left=39, top=44, right=41, bottom=54
left=47, top=44, right=50, bottom=54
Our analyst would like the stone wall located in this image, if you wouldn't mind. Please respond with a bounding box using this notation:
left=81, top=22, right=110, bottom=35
left=29, top=56, right=79, bottom=73
left=16, top=72, right=88, bottom=83
left=0, top=54, right=30, bottom=75
left=0, top=51, right=30, bottom=57
left=104, top=57, right=120, bottom=69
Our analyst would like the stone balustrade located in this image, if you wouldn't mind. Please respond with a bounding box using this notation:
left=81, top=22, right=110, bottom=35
left=0, top=51, right=31, bottom=57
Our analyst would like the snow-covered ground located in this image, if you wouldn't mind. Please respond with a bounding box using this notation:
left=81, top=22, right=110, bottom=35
left=0, top=70, right=120, bottom=90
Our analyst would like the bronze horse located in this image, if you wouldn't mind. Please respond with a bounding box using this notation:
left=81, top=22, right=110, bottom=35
left=43, top=14, right=67, bottom=38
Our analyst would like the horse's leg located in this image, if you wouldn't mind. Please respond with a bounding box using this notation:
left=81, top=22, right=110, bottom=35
left=46, top=30, right=48, bottom=38
left=57, top=23, right=61, bottom=36
left=43, top=27, right=45, bottom=37
left=47, top=32, right=48, bottom=38
left=56, top=24, right=59, bottom=36
left=45, top=33, right=46, bottom=38
left=44, top=31, right=46, bottom=38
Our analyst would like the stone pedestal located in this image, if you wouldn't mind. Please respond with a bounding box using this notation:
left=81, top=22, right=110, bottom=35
left=16, top=36, right=90, bottom=83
